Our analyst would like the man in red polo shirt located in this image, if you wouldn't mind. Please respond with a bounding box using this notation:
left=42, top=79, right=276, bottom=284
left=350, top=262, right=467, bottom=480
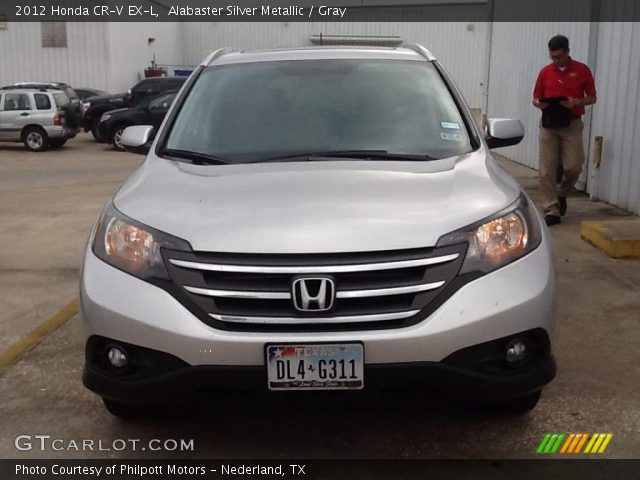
left=533, top=34, right=597, bottom=226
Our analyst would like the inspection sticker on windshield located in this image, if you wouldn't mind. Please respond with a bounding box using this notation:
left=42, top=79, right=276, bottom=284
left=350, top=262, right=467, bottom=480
left=441, top=121, right=461, bottom=129
left=266, top=343, right=364, bottom=391
left=441, top=132, right=464, bottom=141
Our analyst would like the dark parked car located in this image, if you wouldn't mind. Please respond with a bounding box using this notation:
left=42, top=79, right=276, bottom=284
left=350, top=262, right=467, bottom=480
left=83, top=77, right=185, bottom=141
left=75, top=88, right=110, bottom=101
left=97, top=90, right=177, bottom=150
left=2, top=82, right=83, bottom=129
left=128, top=77, right=185, bottom=105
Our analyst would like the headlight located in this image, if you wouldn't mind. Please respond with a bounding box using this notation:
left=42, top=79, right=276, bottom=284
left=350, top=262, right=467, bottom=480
left=92, top=202, right=191, bottom=280
left=437, top=194, right=542, bottom=274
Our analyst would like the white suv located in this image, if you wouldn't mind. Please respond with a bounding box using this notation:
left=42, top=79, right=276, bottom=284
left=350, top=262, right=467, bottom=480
left=81, top=45, right=556, bottom=417
left=0, top=88, right=79, bottom=151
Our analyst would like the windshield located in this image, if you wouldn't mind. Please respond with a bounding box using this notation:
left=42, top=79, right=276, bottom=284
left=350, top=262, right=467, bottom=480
left=148, top=92, right=176, bottom=110
left=164, top=60, right=473, bottom=163
left=65, top=87, right=79, bottom=100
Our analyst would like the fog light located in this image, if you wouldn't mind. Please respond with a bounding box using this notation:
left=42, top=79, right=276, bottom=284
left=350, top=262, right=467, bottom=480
left=505, top=339, right=527, bottom=364
left=107, top=346, right=128, bottom=368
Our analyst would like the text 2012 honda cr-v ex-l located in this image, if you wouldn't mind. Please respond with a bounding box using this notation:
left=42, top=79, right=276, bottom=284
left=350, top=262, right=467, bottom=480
left=81, top=45, right=556, bottom=417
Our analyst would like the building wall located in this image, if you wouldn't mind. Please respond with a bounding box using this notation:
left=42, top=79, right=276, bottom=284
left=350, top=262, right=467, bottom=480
left=588, top=22, right=640, bottom=214
left=180, top=19, right=490, bottom=110
left=0, top=22, right=183, bottom=93
left=0, top=22, right=110, bottom=90
left=0, top=17, right=490, bottom=110
left=107, top=22, right=182, bottom=92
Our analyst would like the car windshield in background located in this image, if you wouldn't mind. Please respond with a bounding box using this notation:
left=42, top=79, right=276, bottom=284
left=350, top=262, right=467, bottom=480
left=164, top=60, right=473, bottom=163
left=53, top=92, right=70, bottom=107
left=65, top=88, right=80, bottom=100
left=148, top=92, right=176, bottom=109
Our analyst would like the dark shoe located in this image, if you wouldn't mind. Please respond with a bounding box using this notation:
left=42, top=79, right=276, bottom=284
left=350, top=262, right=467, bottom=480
left=558, top=196, right=567, bottom=216
left=545, top=215, right=561, bottom=227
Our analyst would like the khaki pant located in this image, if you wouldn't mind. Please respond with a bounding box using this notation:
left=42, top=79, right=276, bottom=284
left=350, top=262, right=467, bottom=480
left=539, top=117, right=585, bottom=216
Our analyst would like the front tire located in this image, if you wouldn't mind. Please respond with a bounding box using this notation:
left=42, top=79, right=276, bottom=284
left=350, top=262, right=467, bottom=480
left=23, top=127, right=49, bottom=152
left=102, top=398, right=154, bottom=419
left=111, top=125, right=129, bottom=151
left=480, top=389, right=542, bottom=415
left=91, top=119, right=105, bottom=142
left=508, top=389, right=542, bottom=413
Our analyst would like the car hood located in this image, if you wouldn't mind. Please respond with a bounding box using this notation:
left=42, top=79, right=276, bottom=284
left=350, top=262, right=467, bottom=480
left=102, top=107, right=130, bottom=117
left=114, top=151, right=521, bottom=254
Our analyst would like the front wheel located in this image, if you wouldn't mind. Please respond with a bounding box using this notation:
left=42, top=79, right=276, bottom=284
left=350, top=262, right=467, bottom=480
left=508, top=389, right=542, bottom=413
left=102, top=398, right=155, bottom=419
left=91, top=119, right=105, bottom=142
left=23, top=127, right=49, bottom=152
left=111, top=125, right=129, bottom=151
left=481, top=390, right=542, bottom=415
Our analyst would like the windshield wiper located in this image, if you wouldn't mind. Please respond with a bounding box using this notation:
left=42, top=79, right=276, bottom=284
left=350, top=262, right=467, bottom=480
left=159, top=148, right=229, bottom=165
left=250, top=150, right=438, bottom=163
left=311, top=150, right=438, bottom=161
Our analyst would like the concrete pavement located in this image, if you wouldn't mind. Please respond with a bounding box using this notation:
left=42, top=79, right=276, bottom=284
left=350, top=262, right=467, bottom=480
left=0, top=135, right=142, bottom=349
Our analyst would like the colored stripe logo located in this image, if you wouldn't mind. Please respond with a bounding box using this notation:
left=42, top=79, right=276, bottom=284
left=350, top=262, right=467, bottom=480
left=536, top=433, right=613, bottom=454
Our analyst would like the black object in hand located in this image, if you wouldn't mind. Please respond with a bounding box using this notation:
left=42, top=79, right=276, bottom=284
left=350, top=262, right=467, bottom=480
left=541, top=97, right=572, bottom=128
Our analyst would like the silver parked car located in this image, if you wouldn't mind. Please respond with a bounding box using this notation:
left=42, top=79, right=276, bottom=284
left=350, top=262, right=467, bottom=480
left=81, top=45, right=556, bottom=417
left=0, top=88, right=79, bottom=151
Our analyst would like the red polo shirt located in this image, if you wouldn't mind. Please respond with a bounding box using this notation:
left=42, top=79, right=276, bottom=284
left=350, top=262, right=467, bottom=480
left=533, top=57, right=596, bottom=117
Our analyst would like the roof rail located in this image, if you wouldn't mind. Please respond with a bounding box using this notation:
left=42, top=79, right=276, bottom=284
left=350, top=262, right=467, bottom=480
left=403, top=43, right=437, bottom=61
left=1, top=85, right=58, bottom=92
left=201, top=47, right=236, bottom=67
left=3, top=83, right=65, bottom=91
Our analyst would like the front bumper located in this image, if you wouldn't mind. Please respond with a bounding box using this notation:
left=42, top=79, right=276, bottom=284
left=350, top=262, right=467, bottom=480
left=81, top=229, right=556, bottom=403
left=84, top=330, right=556, bottom=404
left=80, top=232, right=555, bottom=367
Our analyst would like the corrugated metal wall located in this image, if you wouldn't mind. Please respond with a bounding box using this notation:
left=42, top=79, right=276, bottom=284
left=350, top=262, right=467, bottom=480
left=0, top=22, right=110, bottom=90
left=181, top=17, right=489, bottom=109
left=107, top=23, right=182, bottom=92
left=0, top=22, right=183, bottom=93
left=486, top=20, right=592, bottom=176
left=588, top=21, right=640, bottom=214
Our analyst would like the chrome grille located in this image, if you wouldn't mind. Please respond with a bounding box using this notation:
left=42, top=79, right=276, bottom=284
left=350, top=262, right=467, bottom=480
left=163, top=244, right=466, bottom=331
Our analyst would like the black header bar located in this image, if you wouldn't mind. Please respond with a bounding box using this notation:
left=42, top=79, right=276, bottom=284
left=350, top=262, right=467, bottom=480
left=1, top=459, right=640, bottom=480
left=1, top=0, right=640, bottom=22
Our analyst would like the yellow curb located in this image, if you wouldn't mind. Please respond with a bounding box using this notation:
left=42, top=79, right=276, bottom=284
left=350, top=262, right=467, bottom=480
left=581, top=220, right=640, bottom=259
left=0, top=298, right=78, bottom=376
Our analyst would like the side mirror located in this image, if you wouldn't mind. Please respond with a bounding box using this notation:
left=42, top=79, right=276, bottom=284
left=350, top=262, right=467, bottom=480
left=121, top=125, right=155, bottom=155
left=485, top=118, right=525, bottom=149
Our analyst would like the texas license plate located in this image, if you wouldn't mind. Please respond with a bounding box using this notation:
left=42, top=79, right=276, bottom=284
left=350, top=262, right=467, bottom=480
left=266, top=343, right=364, bottom=391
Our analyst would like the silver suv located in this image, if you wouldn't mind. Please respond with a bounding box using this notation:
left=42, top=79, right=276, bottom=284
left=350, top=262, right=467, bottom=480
left=81, top=45, right=556, bottom=417
left=0, top=88, right=79, bottom=151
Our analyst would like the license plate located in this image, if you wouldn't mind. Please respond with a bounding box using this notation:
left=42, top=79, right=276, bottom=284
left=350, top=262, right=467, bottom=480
left=266, top=343, right=364, bottom=391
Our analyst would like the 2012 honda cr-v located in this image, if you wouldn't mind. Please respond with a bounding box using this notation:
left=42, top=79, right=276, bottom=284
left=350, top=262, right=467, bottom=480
left=81, top=45, right=556, bottom=417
